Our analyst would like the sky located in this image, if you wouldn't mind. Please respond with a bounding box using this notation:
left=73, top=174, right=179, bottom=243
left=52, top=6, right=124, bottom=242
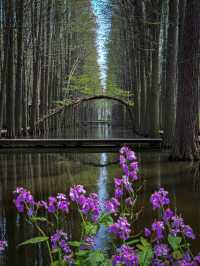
left=91, top=0, right=111, bottom=90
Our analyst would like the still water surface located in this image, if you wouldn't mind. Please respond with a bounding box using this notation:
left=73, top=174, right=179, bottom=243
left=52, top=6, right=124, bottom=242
left=0, top=149, right=200, bottom=265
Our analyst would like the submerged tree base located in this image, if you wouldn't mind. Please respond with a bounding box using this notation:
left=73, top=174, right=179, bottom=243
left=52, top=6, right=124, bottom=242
left=169, top=142, right=200, bottom=161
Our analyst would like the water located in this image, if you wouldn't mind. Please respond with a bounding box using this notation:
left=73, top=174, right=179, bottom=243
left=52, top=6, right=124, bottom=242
left=0, top=149, right=200, bottom=265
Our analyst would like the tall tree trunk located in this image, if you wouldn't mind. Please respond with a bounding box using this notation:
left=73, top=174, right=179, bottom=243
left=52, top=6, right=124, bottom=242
left=170, top=0, right=200, bottom=160
left=30, top=0, right=42, bottom=134
left=163, top=0, right=179, bottom=147
left=15, top=0, right=24, bottom=136
left=5, top=0, right=15, bottom=137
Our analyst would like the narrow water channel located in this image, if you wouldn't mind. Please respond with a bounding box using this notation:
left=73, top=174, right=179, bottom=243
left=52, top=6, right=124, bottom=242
left=0, top=149, right=200, bottom=265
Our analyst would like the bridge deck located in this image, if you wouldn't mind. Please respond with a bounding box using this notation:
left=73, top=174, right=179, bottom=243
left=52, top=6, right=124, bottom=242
left=0, top=138, right=162, bottom=148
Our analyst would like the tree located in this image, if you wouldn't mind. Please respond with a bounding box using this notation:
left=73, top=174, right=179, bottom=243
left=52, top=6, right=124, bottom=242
left=170, top=0, right=200, bottom=160
left=163, top=0, right=179, bottom=147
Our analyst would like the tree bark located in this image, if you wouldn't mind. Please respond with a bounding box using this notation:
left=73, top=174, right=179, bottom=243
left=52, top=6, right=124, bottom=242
left=170, top=0, right=200, bottom=160
left=163, top=0, right=179, bottom=147
left=15, top=0, right=24, bottom=136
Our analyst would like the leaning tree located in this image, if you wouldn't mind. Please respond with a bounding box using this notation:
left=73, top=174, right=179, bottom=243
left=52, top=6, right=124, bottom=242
left=171, top=0, right=200, bottom=160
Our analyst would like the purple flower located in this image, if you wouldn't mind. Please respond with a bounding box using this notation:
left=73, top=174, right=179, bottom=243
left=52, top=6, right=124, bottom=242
left=57, top=193, right=67, bottom=201
left=127, top=151, right=137, bottom=161
left=120, top=146, right=129, bottom=155
left=112, top=244, right=139, bottom=266
left=123, top=176, right=133, bottom=192
left=194, top=253, right=200, bottom=263
left=105, top=198, right=120, bottom=214
left=150, top=188, right=170, bottom=210
left=51, top=230, right=71, bottom=256
left=109, top=217, right=131, bottom=240
left=80, top=236, right=95, bottom=250
left=144, top=228, right=151, bottom=238
left=115, top=188, right=123, bottom=199
left=121, top=164, right=129, bottom=176
left=13, top=187, right=35, bottom=215
left=119, top=155, right=126, bottom=165
left=0, top=241, right=7, bottom=252
left=182, top=225, right=195, bottom=239
left=152, top=220, right=165, bottom=240
left=114, top=178, right=123, bottom=187
left=170, top=215, right=184, bottom=236
left=154, top=244, right=169, bottom=257
left=152, top=259, right=167, bottom=266
left=77, top=193, right=100, bottom=222
left=129, top=170, right=139, bottom=181
left=119, top=147, right=139, bottom=181
left=40, top=194, right=69, bottom=214
left=171, top=215, right=184, bottom=229
left=57, top=200, right=69, bottom=213
left=69, top=185, right=86, bottom=202
left=130, top=162, right=138, bottom=171
left=125, top=197, right=134, bottom=206
left=47, top=196, right=57, bottom=213
left=163, top=208, right=174, bottom=223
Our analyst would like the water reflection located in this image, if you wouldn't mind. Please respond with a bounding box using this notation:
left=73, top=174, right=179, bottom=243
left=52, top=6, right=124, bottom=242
left=50, top=124, right=135, bottom=139
left=0, top=150, right=200, bottom=265
left=95, top=153, right=109, bottom=250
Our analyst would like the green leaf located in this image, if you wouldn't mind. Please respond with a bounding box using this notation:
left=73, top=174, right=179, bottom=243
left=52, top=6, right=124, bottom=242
left=18, top=236, right=49, bottom=247
left=138, top=247, right=153, bottom=266
left=173, top=250, right=183, bottom=260
left=51, top=261, right=65, bottom=266
left=84, top=222, right=98, bottom=235
left=68, top=241, right=83, bottom=247
left=98, top=213, right=113, bottom=227
left=168, top=235, right=182, bottom=251
left=76, top=250, right=90, bottom=257
left=140, top=237, right=151, bottom=247
left=31, top=217, right=48, bottom=223
left=85, top=251, right=108, bottom=266
left=125, top=239, right=140, bottom=245
left=138, top=238, right=153, bottom=266
left=51, top=261, right=59, bottom=266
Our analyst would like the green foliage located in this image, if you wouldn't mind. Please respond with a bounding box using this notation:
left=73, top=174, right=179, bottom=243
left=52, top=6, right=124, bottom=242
left=98, top=213, right=114, bottom=227
left=18, top=236, right=49, bottom=247
left=51, top=261, right=65, bottom=266
left=30, top=217, right=48, bottom=223
left=84, top=221, right=98, bottom=235
left=168, top=235, right=182, bottom=251
left=75, top=250, right=110, bottom=266
left=85, top=251, right=110, bottom=266
left=68, top=241, right=83, bottom=248
left=65, top=74, right=101, bottom=97
left=106, top=81, right=134, bottom=106
left=137, top=237, right=153, bottom=266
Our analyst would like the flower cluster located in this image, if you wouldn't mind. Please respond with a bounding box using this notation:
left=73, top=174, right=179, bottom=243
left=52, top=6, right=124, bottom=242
left=143, top=188, right=198, bottom=265
left=148, top=188, right=196, bottom=241
left=80, top=236, right=95, bottom=250
left=150, top=187, right=170, bottom=210
left=40, top=193, right=70, bottom=214
left=13, top=187, right=35, bottom=216
left=0, top=240, right=7, bottom=252
left=12, top=147, right=200, bottom=266
left=105, top=197, right=120, bottom=214
left=119, top=146, right=139, bottom=181
left=112, top=245, right=139, bottom=266
left=109, top=217, right=131, bottom=240
left=51, top=230, right=73, bottom=264
left=70, top=185, right=100, bottom=222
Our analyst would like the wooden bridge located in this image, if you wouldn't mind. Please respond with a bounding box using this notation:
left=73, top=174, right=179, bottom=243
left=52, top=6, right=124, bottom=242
left=0, top=138, right=162, bottom=149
